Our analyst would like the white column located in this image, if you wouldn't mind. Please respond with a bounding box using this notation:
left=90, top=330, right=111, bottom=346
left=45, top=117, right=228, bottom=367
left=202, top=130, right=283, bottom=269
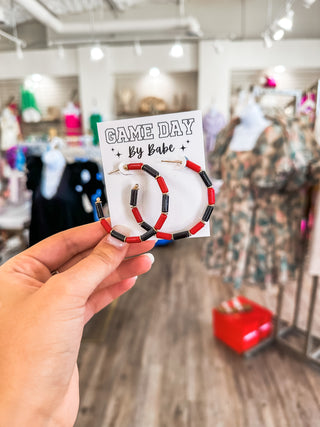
left=77, top=46, right=115, bottom=133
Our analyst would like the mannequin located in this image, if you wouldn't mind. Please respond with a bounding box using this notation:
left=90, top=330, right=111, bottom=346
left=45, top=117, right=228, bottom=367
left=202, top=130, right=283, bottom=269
left=229, top=101, right=271, bottom=152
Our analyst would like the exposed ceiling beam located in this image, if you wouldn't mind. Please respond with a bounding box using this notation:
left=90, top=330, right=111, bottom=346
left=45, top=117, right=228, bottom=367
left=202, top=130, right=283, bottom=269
left=15, top=0, right=202, bottom=36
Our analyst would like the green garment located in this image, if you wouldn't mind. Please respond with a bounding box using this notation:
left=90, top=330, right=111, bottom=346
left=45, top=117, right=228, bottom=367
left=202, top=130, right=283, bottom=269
left=20, top=88, right=40, bottom=113
left=90, top=113, right=102, bottom=146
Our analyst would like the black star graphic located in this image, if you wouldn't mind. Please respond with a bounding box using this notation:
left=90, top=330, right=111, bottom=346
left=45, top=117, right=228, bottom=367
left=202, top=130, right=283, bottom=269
left=116, top=151, right=122, bottom=158
left=180, top=145, right=186, bottom=151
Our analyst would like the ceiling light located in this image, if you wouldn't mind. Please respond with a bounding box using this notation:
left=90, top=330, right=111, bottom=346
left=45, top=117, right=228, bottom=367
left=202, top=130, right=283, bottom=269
left=212, top=40, right=224, bottom=54
left=0, top=6, right=6, bottom=25
left=58, top=44, right=65, bottom=59
left=16, top=44, right=24, bottom=60
left=90, top=44, right=104, bottom=61
left=272, top=28, right=285, bottom=41
left=149, top=67, right=160, bottom=77
left=31, top=73, right=42, bottom=82
left=134, top=40, right=142, bottom=56
left=262, top=32, right=273, bottom=48
left=274, top=65, right=286, bottom=73
left=170, top=41, right=184, bottom=58
left=303, top=0, right=317, bottom=7
left=277, top=9, right=294, bottom=31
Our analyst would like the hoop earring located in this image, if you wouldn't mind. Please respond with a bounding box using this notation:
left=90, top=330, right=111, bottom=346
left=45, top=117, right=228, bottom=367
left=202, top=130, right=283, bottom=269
left=130, top=158, right=215, bottom=240
left=95, top=162, right=169, bottom=243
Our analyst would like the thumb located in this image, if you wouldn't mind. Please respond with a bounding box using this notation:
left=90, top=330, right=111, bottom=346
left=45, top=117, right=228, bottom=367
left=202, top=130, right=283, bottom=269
left=47, top=227, right=129, bottom=301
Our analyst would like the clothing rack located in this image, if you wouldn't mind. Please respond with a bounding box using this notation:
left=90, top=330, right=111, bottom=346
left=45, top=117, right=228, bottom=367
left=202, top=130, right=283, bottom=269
left=274, top=186, right=320, bottom=367
left=244, top=188, right=320, bottom=367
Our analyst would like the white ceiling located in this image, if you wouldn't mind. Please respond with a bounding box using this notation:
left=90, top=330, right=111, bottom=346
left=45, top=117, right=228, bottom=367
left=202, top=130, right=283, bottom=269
left=0, top=0, right=319, bottom=50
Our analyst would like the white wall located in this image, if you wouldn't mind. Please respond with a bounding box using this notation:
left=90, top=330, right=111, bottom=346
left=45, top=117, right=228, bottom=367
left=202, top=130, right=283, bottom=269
left=0, top=48, right=78, bottom=79
left=198, top=39, right=320, bottom=118
left=77, top=46, right=115, bottom=131
left=0, top=39, right=320, bottom=130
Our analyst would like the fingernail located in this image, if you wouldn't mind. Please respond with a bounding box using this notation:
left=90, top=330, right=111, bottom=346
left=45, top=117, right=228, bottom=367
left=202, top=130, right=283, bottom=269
left=106, top=225, right=131, bottom=249
left=145, top=253, right=155, bottom=264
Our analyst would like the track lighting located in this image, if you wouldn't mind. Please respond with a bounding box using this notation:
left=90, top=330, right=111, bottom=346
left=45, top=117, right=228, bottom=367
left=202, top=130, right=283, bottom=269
left=303, top=0, right=317, bottom=7
left=16, top=44, right=24, bottom=59
left=58, top=44, right=65, bottom=59
left=262, top=32, right=273, bottom=48
left=277, top=9, right=294, bottom=31
left=134, top=40, right=142, bottom=56
left=149, top=67, right=160, bottom=77
left=212, top=40, right=224, bottom=54
left=169, top=41, right=184, bottom=58
left=272, top=28, right=285, bottom=41
left=274, top=65, right=286, bottom=73
left=90, top=44, right=104, bottom=61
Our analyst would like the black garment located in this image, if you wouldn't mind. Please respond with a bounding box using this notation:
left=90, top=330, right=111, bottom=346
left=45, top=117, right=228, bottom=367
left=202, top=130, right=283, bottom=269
left=26, top=156, right=106, bottom=246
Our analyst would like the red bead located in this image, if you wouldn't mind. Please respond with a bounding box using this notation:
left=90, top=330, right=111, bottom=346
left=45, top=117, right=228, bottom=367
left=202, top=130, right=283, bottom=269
left=156, top=232, right=172, bottom=240
left=125, top=236, right=141, bottom=243
left=154, top=213, right=167, bottom=230
left=208, top=187, right=215, bottom=205
left=100, top=218, right=112, bottom=233
left=132, top=207, right=143, bottom=223
left=127, top=163, right=143, bottom=170
left=186, top=160, right=201, bottom=173
left=189, top=221, right=205, bottom=235
left=156, top=176, right=168, bottom=193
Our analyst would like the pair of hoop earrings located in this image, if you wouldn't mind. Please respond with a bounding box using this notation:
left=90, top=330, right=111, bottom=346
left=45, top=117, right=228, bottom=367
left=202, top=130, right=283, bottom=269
left=95, top=157, right=215, bottom=243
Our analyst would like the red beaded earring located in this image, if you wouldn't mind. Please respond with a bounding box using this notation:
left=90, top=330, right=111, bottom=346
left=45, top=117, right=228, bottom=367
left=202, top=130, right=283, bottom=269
left=130, top=158, right=215, bottom=240
left=95, top=162, right=169, bottom=243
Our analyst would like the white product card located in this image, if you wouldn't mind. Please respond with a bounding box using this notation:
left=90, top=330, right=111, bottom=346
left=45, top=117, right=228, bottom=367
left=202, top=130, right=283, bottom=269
left=97, top=110, right=211, bottom=238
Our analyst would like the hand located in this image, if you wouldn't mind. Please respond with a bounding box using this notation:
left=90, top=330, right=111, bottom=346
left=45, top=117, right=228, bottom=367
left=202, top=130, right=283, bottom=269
left=0, top=222, right=155, bottom=426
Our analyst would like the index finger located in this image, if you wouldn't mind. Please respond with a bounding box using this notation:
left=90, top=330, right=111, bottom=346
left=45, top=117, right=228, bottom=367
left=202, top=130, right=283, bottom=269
left=24, top=221, right=155, bottom=272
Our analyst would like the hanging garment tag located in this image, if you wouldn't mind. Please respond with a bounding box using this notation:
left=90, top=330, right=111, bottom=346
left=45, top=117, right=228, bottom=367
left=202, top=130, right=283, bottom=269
left=97, top=110, right=211, bottom=238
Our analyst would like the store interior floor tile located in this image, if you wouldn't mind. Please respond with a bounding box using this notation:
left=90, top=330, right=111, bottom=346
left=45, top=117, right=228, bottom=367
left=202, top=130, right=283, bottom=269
left=75, top=238, right=320, bottom=427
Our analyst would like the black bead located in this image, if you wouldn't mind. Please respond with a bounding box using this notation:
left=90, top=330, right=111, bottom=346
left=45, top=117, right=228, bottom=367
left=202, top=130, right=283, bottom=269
left=202, top=205, right=214, bottom=222
left=95, top=201, right=104, bottom=219
left=199, top=171, right=212, bottom=187
left=162, top=194, right=169, bottom=213
left=140, top=221, right=152, bottom=231
left=130, top=188, right=138, bottom=206
left=173, top=231, right=190, bottom=240
left=110, top=230, right=126, bottom=242
left=140, top=228, right=156, bottom=241
left=142, top=164, right=159, bottom=178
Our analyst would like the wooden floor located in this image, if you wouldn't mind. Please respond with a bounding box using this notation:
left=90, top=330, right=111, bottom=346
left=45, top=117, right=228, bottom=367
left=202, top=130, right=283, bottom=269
left=75, top=238, right=320, bottom=427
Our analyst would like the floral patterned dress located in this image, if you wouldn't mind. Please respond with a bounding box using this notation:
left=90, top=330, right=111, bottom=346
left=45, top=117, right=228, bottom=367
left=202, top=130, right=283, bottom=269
left=205, top=117, right=320, bottom=289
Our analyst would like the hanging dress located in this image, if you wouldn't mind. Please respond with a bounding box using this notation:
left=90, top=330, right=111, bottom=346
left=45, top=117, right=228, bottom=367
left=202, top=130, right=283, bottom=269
left=205, top=117, right=320, bottom=289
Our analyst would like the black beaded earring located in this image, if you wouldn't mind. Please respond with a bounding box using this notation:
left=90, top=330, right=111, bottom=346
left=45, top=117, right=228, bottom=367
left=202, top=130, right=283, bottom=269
left=95, top=162, right=169, bottom=243
left=130, top=158, right=215, bottom=240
